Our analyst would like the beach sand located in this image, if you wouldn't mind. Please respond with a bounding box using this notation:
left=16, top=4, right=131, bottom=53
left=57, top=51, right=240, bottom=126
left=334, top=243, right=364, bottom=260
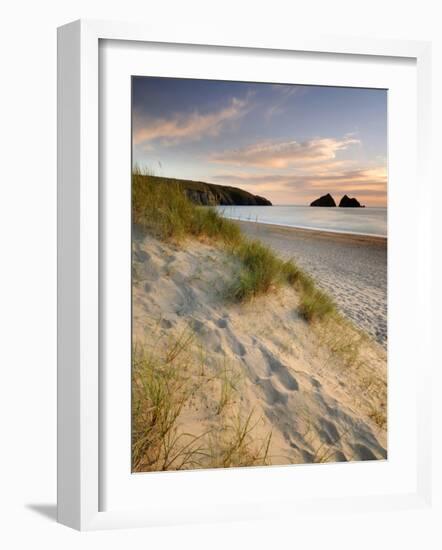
left=132, top=227, right=387, bottom=470
left=236, top=221, right=387, bottom=348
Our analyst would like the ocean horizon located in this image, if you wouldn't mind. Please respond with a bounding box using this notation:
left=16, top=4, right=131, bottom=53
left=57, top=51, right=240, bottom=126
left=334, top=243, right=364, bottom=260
left=216, top=205, right=387, bottom=238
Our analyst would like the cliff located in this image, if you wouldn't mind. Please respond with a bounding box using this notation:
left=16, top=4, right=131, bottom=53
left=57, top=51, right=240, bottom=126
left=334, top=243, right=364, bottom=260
left=137, top=175, right=272, bottom=206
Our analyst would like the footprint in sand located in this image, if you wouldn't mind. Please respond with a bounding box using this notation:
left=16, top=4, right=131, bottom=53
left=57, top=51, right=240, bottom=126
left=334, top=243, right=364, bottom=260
left=194, top=323, right=224, bottom=352
left=310, top=377, right=322, bottom=390
left=230, top=338, right=247, bottom=357
left=319, top=417, right=340, bottom=442
left=316, top=418, right=340, bottom=445
left=215, top=318, right=228, bottom=329
left=258, top=378, right=288, bottom=406
left=331, top=450, right=348, bottom=462
left=301, top=450, right=314, bottom=463
left=224, top=330, right=246, bottom=357
left=163, top=254, right=176, bottom=264
left=215, top=317, right=247, bottom=357
left=191, top=319, right=205, bottom=333
left=160, top=318, right=174, bottom=330
left=171, top=271, right=186, bottom=285
left=351, top=443, right=378, bottom=461
left=133, top=249, right=150, bottom=263
left=260, top=347, right=299, bottom=391
left=135, top=255, right=160, bottom=282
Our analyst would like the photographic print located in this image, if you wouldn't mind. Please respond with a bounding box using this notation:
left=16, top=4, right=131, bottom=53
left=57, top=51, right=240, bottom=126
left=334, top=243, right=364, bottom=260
left=131, top=77, right=387, bottom=472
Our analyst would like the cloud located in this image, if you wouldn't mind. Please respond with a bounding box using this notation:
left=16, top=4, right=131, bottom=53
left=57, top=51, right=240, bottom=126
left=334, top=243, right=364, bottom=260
left=133, top=98, right=248, bottom=147
left=265, top=84, right=305, bottom=119
left=213, top=166, right=386, bottom=190
left=212, top=166, right=387, bottom=205
left=210, top=136, right=360, bottom=168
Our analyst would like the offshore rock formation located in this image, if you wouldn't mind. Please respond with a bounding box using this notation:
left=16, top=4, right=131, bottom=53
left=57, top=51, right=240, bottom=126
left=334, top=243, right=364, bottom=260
left=310, top=193, right=336, bottom=207
left=339, top=195, right=364, bottom=208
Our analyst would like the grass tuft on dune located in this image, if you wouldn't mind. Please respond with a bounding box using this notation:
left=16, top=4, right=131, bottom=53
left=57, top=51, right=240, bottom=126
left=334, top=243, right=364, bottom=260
left=133, top=166, right=336, bottom=321
left=133, top=166, right=242, bottom=245
left=132, top=331, right=272, bottom=472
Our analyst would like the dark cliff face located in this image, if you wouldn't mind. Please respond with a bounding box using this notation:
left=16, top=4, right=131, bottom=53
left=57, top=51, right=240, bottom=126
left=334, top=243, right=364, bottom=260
left=139, top=175, right=272, bottom=206
left=339, top=195, right=364, bottom=207
left=184, top=185, right=272, bottom=206
left=310, top=193, right=336, bottom=207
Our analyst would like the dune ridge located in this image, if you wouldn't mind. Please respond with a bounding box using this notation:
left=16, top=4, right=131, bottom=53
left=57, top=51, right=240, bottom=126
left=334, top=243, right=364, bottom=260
left=237, top=220, right=387, bottom=347
left=132, top=228, right=387, bottom=471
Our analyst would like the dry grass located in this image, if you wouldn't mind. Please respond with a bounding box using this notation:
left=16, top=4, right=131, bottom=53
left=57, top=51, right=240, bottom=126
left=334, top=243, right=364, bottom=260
left=368, top=407, right=387, bottom=430
left=132, top=329, right=272, bottom=472
left=316, top=314, right=367, bottom=369
left=300, top=423, right=352, bottom=464
left=131, top=336, right=203, bottom=472
left=298, top=288, right=336, bottom=322
left=227, top=239, right=287, bottom=301
left=133, top=166, right=241, bottom=245
left=205, top=412, right=273, bottom=469
left=133, top=166, right=336, bottom=323
left=216, top=360, right=242, bottom=415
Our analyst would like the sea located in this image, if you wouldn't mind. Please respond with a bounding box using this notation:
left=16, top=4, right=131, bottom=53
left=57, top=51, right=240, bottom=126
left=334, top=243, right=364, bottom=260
left=215, top=205, right=387, bottom=238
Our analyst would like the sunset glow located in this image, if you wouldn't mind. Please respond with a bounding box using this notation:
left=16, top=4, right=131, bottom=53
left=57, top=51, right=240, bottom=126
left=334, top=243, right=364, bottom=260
left=133, top=78, right=387, bottom=206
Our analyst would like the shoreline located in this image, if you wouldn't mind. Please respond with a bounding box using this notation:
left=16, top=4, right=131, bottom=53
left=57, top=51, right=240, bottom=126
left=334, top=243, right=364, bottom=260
left=235, top=220, right=387, bottom=347
left=220, top=216, right=387, bottom=240
left=232, top=219, right=387, bottom=244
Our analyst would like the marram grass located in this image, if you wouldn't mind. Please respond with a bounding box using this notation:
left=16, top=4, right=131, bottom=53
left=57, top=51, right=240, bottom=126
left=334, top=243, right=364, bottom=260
left=132, top=332, right=272, bottom=472
left=132, top=167, right=335, bottom=322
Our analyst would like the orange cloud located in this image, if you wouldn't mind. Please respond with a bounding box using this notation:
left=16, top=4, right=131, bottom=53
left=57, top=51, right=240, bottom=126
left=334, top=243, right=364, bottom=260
left=212, top=165, right=387, bottom=206
left=133, top=98, right=248, bottom=146
left=210, top=136, right=360, bottom=168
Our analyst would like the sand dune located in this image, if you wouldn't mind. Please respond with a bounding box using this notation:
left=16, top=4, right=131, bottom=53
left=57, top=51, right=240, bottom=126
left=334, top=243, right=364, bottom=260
left=132, top=228, right=387, bottom=468
left=237, top=221, right=387, bottom=348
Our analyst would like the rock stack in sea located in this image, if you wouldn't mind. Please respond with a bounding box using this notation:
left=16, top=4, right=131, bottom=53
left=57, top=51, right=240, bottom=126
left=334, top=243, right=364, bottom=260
left=339, top=195, right=364, bottom=208
left=310, top=194, right=365, bottom=207
left=310, top=193, right=336, bottom=207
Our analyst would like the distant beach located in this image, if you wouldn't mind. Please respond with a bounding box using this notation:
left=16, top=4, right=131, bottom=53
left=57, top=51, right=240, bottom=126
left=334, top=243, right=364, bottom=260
left=236, top=220, right=387, bottom=347
left=216, top=205, right=387, bottom=238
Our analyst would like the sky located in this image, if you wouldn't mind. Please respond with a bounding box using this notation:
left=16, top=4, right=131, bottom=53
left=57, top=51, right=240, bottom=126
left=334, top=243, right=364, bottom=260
left=132, top=77, right=387, bottom=206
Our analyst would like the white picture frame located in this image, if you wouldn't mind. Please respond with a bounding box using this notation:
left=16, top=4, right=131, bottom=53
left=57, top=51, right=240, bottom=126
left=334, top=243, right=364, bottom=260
left=57, top=19, right=432, bottom=531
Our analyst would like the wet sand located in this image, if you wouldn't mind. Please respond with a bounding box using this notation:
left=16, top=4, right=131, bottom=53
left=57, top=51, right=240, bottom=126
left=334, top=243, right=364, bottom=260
left=236, top=221, right=387, bottom=347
